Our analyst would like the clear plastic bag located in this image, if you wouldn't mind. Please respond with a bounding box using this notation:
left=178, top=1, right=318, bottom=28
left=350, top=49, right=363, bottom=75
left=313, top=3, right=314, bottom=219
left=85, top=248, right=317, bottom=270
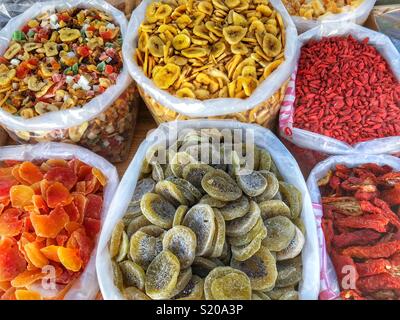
left=96, top=120, right=320, bottom=300
left=279, top=22, right=400, bottom=177
left=288, top=0, right=376, bottom=34
left=123, top=0, right=299, bottom=128
left=306, top=154, right=400, bottom=300
left=0, top=142, right=119, bottom=300
left=0, top=0, right=139, bottom=162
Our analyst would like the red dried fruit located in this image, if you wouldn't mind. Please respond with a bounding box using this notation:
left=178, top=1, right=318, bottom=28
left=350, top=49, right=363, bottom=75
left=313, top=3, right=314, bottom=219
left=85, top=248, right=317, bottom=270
left=46, top=182, right=73, bottom=208
left=18, top=162, right=43, bottom=184
left=85, top=194, right=103, bottom=219
left=342, top=241, right=400, bottom=259
left=67, top=228, right=93, bottom=266
left=0, top=238, right=27, bottom=282
left=44, top=167, right=78, bottom=190
left=32, top=195, right=49, bottom=214
left=356, top=259, right=391, bottom=277
left=83, top=217, right=101, bottom=239
left=357, top=274, right=400, bottom=292
left=30, top=205, right=70, bottom=238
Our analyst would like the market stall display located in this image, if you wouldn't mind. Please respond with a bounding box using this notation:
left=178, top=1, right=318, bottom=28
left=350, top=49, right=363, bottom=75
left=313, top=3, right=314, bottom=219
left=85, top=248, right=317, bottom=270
left=0, top=0, right=138, bottom=163
left=96, top=121, right=320, bottom=300
left=0, top=142, right=119, bottom=300
left=124, top=0, right=298, bottom=129
left=307, top=155, right=400, bottom=300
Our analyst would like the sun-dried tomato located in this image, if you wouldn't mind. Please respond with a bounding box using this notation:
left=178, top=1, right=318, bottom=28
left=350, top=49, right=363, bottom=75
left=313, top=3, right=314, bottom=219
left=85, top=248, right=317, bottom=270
left=355, top=259, right=391, bottom=277
left=332, top=230, right=381, bottom=249
left=342, top=241, right=400, bottom=259
left=357, top=274, right=400, bottom=292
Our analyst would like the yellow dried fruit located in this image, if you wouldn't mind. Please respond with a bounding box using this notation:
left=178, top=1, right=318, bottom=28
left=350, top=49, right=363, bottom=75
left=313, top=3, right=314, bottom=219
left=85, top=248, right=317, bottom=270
left=153, top=63, right=181, bottom=89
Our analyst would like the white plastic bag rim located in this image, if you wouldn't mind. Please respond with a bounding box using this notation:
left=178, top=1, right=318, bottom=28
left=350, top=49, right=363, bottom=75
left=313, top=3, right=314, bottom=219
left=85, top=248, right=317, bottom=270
left=307, top=153, right=400, bottom=299
left=96, top=119, right=320, bottom=300
left=122, top=0, right=299, bottom=118
left=0, top=0, right=131, bottom=132
left=280, top=21, right=400, bottom=155
left=0, top=142, right=119, bottom=300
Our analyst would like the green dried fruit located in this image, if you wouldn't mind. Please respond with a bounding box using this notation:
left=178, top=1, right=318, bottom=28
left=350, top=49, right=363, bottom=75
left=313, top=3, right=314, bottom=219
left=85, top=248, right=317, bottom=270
left=259, top=200, right=291, bottom=219
left=219, top=195, right=250, bottom=221
left=279, top=182, right=302, bottom=219
left=201, top=169, right=242, bottom=201
left=140, top=193, right=176, bottom=228
left=110, top=220, right=125, bottom=258
left=254, top=171, right=279, bottom=202
left=275, top=256, right=302, bottom=288
left=172, top=205, right=189, bottom=226
left=175, top=275, right=204, bottom=300
left=119, top=260, right=146, bottom=290
left=226, top=201, right=260, bottom=237
left=231, top=229, right=266, bottom=261
left=123, top=287, right=151, bottom=300
left=130, top=230, right=163, bottom=270
left=263, top=216, right=296, bottom=252
left=236, top=171, right=268, bottom=197
left=210, top=208, right=226, bottom=258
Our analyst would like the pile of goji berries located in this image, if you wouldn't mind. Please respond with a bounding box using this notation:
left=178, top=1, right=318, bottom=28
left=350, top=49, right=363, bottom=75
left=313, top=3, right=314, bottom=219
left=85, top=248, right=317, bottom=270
left=319, top=163, right=400, bottom=300
left=294, top=36, right=400, bottom=145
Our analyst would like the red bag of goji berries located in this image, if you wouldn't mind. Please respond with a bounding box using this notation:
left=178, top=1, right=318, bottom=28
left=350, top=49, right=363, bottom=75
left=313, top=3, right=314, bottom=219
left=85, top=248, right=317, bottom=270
left=306, top=154, right=400, bottom=300
left=279, top=22, right=400, bottom=178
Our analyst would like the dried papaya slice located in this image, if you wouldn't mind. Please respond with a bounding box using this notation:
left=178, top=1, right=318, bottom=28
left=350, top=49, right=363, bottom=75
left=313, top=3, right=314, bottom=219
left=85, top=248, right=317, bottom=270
left=204, top=266, right=251, bottom=300
left=85, top=194, right=103, bottom=219
left=19, top=162, right=43, bottom=184
left=11, top=165, right=29, bottom=185
left=71, top=193, right=88, bottom=224
left=30, top=205, right=70, bottom=238
left=83, top=217, right=101, bottom=239
left=145, top=250, right=180, bottom=300
left=32, top=195, right=49, bottom=214
left=92, top=168, right=107, bottom=187
left=58, top=247, right=83, bottom=272
left=46, top=182, right=73, bottom=208
left=15, top=289, right=42, bottom=300
left=46, top=159, right=68, bottom=168
left=10, top=185, right=34, bottom=208
left=65, top=221, right=82, bottom=234
left=40, top=245, right=62, bottom=262
left=11, top=269, right=44, bottom=287
left=40, top=179, right=51, bottom=202
left=24, top=241, right=49, bottom=268
left=64, top=202, right=80, bottom=222
left=0, top=175, right=18, bottom=198
left=44, top=166, right=77, bottom=190
left=0, top=237, right=27, bottom=282
left=67, top=229, right=93, bottom=266
left=0, top=208, right=23, bottom=237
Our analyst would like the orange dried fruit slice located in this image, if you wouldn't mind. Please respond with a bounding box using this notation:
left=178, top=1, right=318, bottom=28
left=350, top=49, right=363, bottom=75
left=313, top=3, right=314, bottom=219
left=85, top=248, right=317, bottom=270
left=24, top=241, right=49, bottom=268
left=0, top=281, right=10, bottom=291
left=32, top=194, right=49, bottom=214
left=30, top=205, right=70, bottom=238
left=85, top=194, right=103, bottom=219
left=44, top=166, right=77, bottom=190
left=1, top=287, right=16, bottom=300
left=72, top=193, right=88, bottom=223
left=0, top=208, right=23, bottom=237
left=67, top=228, right=93, bottom=265
left=30, top=182, right=41, bottom=195
left=65, top=221, right=82, bottom=234
left=0, top=237, right=27, bottom=282
left=40, top=245, right=62, bottom=262
left=92, top=168, right=107, bottom=186
left=11, top=165, right=29, bottom=185
left=10, top=185, right=34, bottom=208
left=64, top=202, right=80, bottom=222
left=11, top=269, right=44, bottom=287
left=58, top=247, right=83, bottom=272
left=46, top=159, right=68, bottom=168
left=46, top=182, right=73, bottom=208
left=19, top=162, right=44, bottom=184
left=15, top=289, right=42, bottom=300
left=40, top=179, right=51, bottom=201
left=77, top=164, right=92, bottom=180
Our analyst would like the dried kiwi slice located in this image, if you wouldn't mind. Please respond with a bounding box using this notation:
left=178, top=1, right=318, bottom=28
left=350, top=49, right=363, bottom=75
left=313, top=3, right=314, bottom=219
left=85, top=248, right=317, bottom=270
left=279, top=182, right=302, bottom=219
left=182, top=163, right=215, bottom=191
left=192, top=257, right=220, bottom=278
left=172, top=205, right=189, bottom=227
left=110, top=220, right=125, bottom=258
left=145, top=250, right=181, bottom=300
left=264, top=286, right=295, bottom=300
left=170, top=267, right=192, bottom=297
left=259, top=149, right=272, bottom=171
left=254, top=171, right=279, bottom=202
left=231, top=246, right=277, bottom=291
left=166, top=176, right=202, bottom=203
left=130, top=230, right=163, bottom=270
left=123, top=287, right=151, bottom=300
left=112, top=260, right=123, bottom=290
left=259, top=200, right=291, bottom=219
left=275, top=256, right=302, bottom=288
left=201, top=169, right=242, bottom=201
left=170, top=151, right=198, bottom=178
left=175, top=275, right=204, bottom=300
left=162, top=225, right=197, bottom=269
left=204, top=266, right=252, bottom=300
left=236, top=171, right=268, bottom=197
left=127, top=215, right=151, bottom=238
left=263, top=216, right=296, bottom=252
left=115, top=231, right=129, bottom=262
left=182, top=204, right=216, bottom=256
left=155, top=180, right=190, bottom=206
left=228, top=217, right=266, bottom=247
left=199, top=195, right=227, bottom=208
left=140, top=193, right=176, bottom=228
left=231, top=229, right=266, bottom=261
left=210, top=208, right=226, bottom=258
left=219, top=195, right=250, bottom=221
left=119, top=260, right=146, bottom=290
left=226, top=201, right=260, bottom=237
left=276, top=226, right=305, bottom=261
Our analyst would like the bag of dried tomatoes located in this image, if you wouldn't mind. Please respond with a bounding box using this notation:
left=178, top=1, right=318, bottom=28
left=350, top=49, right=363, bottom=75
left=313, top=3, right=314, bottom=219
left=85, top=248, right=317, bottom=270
left=0, top=0, right=139, bottom=163
left=279, top=22, right=400, bottom=178
left=307, top=154, right=400, bottom=300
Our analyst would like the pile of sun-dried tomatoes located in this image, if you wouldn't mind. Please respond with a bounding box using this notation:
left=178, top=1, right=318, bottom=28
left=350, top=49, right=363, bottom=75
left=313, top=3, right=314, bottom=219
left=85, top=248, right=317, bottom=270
left=319, top=163, right=400, bottom=300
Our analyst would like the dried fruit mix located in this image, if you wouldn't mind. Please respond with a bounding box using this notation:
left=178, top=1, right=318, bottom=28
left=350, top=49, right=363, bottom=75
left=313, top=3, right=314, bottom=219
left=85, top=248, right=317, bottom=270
left=109, top=128, right=305, bottom=300
left=136, top=0, right=286, bottom=100
left=319, top=163, right=400, bottom=300
left=0, top=7, right=122, bottom=118
left=282, top=0, right=364, bottom=20
left=293, top=36, right=400, bottom=145
left=0, top=158, right=106, bottom=300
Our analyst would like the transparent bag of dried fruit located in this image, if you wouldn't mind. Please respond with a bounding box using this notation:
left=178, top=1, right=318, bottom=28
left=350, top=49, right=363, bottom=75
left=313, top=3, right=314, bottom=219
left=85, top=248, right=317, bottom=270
left=0, top=142, right=119, bottom=300
left=96, top=120, right=320, bottom=300
left=0, top=0, right=139, bottom=163
left=123, top=0, right=299, bottom=129
left=306, top=154, right=400, bottom=300
left=284, top=0, right=376, bottom=34
left=278, top=22, right=400, bottom=178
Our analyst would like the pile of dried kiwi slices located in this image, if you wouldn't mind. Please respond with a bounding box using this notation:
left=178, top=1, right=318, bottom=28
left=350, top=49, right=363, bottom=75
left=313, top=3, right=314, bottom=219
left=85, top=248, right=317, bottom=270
left=109, top=128, right=305, bottom=300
